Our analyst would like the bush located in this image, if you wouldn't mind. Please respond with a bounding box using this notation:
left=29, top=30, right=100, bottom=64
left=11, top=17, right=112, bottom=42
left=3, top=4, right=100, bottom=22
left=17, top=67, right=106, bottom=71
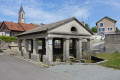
left=0, top=49, right=3, bottom=53
left=0, top=36, right=17, bottom=42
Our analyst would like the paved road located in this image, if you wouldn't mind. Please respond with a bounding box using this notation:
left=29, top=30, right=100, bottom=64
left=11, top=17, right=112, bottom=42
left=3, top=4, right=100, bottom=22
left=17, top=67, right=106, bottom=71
left=0, top=55, right=74, bottom=80
left=48, top=65, right=120, bottom=80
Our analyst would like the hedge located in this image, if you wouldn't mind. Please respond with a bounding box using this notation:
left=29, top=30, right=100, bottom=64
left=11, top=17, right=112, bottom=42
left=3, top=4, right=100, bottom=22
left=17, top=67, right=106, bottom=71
left=0, top=49, right=3, bottom=53
left=0, top=36, right=17, bottom=42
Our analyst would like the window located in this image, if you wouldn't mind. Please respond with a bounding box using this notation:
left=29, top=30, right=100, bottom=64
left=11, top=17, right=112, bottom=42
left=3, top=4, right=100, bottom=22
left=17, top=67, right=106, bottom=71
left=11, top=25, right=13, bottom=27
left=99, top=28, right=105, bottom=32
left=22, top=14, right=23, bottom=18
left=25, top=27, right=28, bottom=29
left=100, top=23, right=103, bottom=27
left=108, top=28, right=112, bottom=30
left=71, top=27, right=77, bottom=32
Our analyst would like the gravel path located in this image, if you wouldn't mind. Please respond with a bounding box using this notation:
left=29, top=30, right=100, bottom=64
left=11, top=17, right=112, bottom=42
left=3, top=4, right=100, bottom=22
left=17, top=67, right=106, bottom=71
left=48, top=64, right=120, bottom=80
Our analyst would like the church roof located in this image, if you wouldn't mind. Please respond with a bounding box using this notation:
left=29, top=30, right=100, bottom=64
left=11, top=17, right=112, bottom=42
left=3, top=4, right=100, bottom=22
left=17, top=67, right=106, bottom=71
left=17, top=17, right=93, bottom=36
left=19, top=4, right=25, bottom=13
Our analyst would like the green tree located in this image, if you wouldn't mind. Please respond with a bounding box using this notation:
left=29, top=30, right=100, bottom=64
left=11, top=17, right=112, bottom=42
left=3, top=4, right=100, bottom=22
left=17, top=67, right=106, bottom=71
left=91, top=27, right=97, bottom=33
left=85, top=24, right=90, bottom=30
left=116, top=27, right=119, bottom=32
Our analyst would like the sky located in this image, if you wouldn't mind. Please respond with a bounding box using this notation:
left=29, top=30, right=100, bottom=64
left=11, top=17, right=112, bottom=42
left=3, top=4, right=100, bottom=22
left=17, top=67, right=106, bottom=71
left=0, top=0, right=120, bottom=29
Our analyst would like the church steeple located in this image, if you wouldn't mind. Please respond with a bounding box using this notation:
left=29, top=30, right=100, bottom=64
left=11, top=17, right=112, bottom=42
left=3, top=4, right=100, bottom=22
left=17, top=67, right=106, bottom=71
left=18, top=4, right=25, bottom=23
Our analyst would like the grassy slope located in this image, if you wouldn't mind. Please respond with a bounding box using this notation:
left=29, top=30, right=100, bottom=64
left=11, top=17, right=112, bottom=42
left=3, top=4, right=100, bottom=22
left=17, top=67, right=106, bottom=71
left=94, top=53, right=120, bottom=69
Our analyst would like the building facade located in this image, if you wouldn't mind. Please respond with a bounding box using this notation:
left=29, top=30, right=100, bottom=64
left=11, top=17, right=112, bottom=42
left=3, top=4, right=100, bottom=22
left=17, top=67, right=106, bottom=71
left=17, top=17, right=93, bottom=65
left=96, top=16, right=117, bottom=34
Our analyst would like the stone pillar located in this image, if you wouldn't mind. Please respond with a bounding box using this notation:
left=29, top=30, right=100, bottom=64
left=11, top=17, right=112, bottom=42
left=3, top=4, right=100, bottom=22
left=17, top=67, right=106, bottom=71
left=87, top=39, right=92, bottom=59
left=24, top=39, right=28, bottom=53
left=33, top=38, right=38, bottom=54
left=23, top=39, right=29, bottom=58
left=18, top=39, right=21, bottom=51
left=63, top=38, right=70, bottom=62
left=18, top=39, right=22, bottom=56
left=31, top=38, right=40, bottom=62
left=76, top=38, right=82, bottom=59
left=45, top=38, right=53, bottom=64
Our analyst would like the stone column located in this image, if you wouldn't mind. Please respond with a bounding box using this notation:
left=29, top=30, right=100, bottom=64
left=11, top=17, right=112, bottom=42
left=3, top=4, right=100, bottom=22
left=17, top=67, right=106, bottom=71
left=76, top=38, right=82, bottom=59
left=23, top=39, right=29, bottom=58
left=31, top=38, right=40, bottom=62
left=87, top=39, right=92, bottom=59
left=18, top=39, right=21, bottom=51
left=18, top=39, right=22, bottom=56
left=63, top=38, right=70, bottom=62
left=33, top=38, right=38, bottom=54
left=24, top=39, right=28, bottom=53
left=45, top=38, right=53, bottom=64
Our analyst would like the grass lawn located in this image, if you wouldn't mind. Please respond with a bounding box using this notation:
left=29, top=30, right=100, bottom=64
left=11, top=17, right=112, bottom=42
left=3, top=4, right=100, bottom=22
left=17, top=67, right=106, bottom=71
left=94, top=53, right=120, bottom=69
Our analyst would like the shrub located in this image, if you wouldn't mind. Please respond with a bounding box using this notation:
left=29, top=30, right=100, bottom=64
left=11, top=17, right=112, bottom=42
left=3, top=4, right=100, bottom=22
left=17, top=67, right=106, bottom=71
left=0, top=36, right=17, bottom=42
left=0, top=49, right=3, bottom=53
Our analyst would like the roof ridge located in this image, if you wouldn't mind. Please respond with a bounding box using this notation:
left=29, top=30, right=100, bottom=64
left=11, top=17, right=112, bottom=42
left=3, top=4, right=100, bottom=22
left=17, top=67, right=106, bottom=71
left=18, top=23, right=26, bottom=31
left=96, top=16, right=117, bottom=24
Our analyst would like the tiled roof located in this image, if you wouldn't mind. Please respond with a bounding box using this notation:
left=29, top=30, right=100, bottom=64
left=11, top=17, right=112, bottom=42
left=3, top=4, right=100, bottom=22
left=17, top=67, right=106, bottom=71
left=96, top=16, right=117, bottom=24
left=19, top=23, right=37, bottom=31
left=3, top=21, right=24, bottom=31
left=2, top=21, right=37, bottom=32
left=18, top=17, right=93, bottom=36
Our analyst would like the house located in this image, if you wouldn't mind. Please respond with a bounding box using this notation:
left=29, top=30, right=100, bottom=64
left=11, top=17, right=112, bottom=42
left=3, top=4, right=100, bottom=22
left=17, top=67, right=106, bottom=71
left=0, top=21, right=37, bottom=36
left=17, top=17, right=93, bottom=65
left=96, top=16, right=117, bottom=34
left=0, top=5, right=38, bottom=37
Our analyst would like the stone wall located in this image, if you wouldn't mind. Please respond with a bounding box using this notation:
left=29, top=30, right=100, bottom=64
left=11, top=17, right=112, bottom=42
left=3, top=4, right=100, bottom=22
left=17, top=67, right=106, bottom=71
left=105, top=34, right=120, bottom=53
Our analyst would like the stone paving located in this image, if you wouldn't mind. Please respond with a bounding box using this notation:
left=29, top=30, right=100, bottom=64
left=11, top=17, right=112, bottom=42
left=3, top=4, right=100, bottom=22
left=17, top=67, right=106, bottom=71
left=48, top=64, right=120, bottom=80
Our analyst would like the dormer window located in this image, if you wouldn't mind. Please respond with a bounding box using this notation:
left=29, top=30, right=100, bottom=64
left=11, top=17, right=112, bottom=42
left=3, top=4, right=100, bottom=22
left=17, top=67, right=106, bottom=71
left=11, top=25, right=13, bottom=27
left=17, top=26, right=20, bottom=28
left=71, top=27, right=77, bottom=32
left=25, top=27, right=28, bottom=29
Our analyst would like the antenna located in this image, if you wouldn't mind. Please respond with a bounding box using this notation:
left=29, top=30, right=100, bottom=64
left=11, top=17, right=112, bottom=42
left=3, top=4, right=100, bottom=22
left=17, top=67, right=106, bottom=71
left=88, top=16, right=90, bottom=27
left=82, top=16, right=83, bottom=22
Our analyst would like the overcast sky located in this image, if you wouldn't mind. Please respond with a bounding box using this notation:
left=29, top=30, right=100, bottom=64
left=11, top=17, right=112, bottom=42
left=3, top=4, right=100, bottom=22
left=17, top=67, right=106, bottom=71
left=0, top=0, right=120, bottom=28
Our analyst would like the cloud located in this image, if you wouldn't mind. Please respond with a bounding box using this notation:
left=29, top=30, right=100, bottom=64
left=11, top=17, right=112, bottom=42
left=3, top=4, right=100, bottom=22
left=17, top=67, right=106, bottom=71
left=23, top=0, right=91, bottom=24
left=105, top=0, right=120, bottom=9
left=1, top=9, right=17, bottom=16
left=0, top=0, right=91, bottom=24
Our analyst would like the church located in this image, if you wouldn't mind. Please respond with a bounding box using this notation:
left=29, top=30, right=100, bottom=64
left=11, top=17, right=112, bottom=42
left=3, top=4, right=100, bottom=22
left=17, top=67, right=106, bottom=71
left=0, top=5, right=38, bottom=37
